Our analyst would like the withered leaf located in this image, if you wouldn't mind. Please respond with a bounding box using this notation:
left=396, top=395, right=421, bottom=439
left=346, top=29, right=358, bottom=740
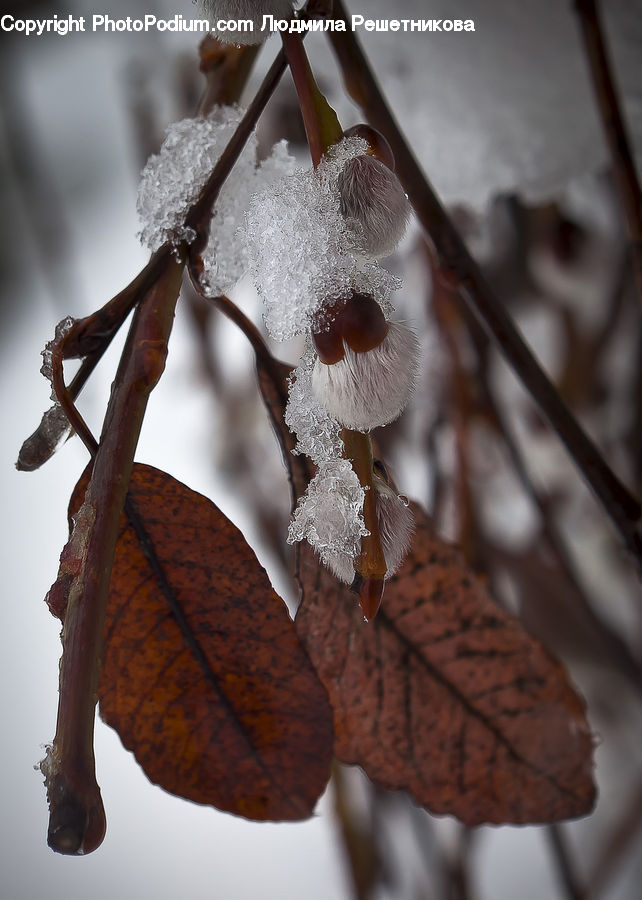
left=67, top=463, right=333, bottom=821
left=295, top=503, right=596, bottom=826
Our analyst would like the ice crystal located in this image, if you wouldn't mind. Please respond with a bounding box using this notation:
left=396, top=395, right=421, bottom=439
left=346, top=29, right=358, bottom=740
left=287, top=458, right=368, bottom=583
left=285, top=346, right=344, bottom=465
left=245, top=137, right=400, bottom=341
left=16, top=403, right=71, bottom=472
left=137, top=107, right=295, bottom=295
left=40, top=316, right=76, bottom=400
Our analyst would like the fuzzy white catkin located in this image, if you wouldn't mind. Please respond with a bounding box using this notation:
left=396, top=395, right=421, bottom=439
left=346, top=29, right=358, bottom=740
left=311, top=321, right=421, bottom=431
left=374, top=476, right=414, bottom=576
left=198, top=0, right=294, bottom=44
left=338, top=155, right=411, bottom=258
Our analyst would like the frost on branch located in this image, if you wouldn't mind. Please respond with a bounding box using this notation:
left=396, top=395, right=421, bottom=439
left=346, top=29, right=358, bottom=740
left=16, top=316, right=76, bottom=471
left=288, top=459, right=368, bottom=584
left=137, top=107, right=295, bottom=295
left=246, top=137, right=400, bottom=341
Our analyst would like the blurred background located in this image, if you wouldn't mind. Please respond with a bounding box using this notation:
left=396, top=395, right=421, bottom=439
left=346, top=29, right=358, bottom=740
left=2, top=1, right=642, bottom=898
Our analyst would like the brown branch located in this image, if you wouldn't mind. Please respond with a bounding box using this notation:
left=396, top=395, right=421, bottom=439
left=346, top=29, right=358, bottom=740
left=327, top=0, right=642, bottom=570
left=546, top=824, right=587, bottom=900
left=331, top=763, right=383, bottom=900
left=575, top=0, right=642, bottom=310
left=431, top=248, right=642, bottom=693
left=197, top=39, right=260, bottom=115
left=586, top=779, right=642, bottom=899
left=17, top=249, right=171, bottom=469
left=45, top=253, right=185, bottom=855
left=280, top=29, right=342, bottom=166
left=186, top=45, right=290, bottom=265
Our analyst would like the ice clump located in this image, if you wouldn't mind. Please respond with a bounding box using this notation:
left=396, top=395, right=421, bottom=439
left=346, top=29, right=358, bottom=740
left=246, top=136, right=400, bottom=341
left=288, top=458, right=368, bottom=583
left=285, top=345, right=344, bottom=465
left=137, top=107, right=295, bottom=295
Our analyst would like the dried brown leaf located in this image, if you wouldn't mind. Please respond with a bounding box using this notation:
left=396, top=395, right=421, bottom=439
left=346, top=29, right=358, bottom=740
left=65, top=463, right=333, bottom=821
left=295, top=503, right=596, bottom=826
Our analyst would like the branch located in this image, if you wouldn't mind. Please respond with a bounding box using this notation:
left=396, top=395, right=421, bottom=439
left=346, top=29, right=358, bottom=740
left=186, top=43, right=290, bottom=266
left=575, top=0, right=642, bottom=311
left=44, top=253, right=185, bottom=854
left=17, top=249, right=170, bottom=469
left=327, top=0, right=642, bottom=570
left=547, top=824, right=587, bottom=900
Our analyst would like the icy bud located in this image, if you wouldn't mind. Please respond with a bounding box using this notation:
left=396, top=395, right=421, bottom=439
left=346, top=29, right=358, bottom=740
left=198, top=1, right=294, bottom=45
left=287, top=459, right=368, bottom=584
left=374, top=474, right=414, bottom=576
left=137, top=107, right=294, bottom=295
left=338, top=154, right=410, bottom=258
left=311, top=296, right=420, bottom=430
left=245, top=136, right=399, bottom=341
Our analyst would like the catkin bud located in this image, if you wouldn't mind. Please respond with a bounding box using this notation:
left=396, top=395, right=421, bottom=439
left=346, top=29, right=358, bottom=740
left=374, top=475, right=414, bottom=576
left=199, top=1, right=294, bottom=45
left=342, top=124, right=396, bottom=170
left=312, top=321, right=420, bottom=431
left=338, top=154, right=410, bottom=258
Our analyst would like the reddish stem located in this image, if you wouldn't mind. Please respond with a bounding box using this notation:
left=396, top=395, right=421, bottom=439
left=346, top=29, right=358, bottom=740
left=281, top=30, right=342, bottom=166
left=45, top=254, right=185, bottom=855
left=575, top=0, right=642, bottom=312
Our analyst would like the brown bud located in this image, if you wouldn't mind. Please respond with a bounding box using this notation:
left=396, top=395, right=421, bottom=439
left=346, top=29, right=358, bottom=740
left=343, top=124, right=395, bottom=171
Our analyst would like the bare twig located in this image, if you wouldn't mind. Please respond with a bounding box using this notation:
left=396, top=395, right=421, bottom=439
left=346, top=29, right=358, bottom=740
left=574, top=0, right=642, bottom=310
left=186, top=45, right=289, bottom=268
left=432, top=249, right=642, bottom=693
left=17, top=248, right=171, bottom=469
left=327, top=0, right=642, bottom=570
left=45, top=253, right=185, bottom=855
left=586, top=779, right=642, bottom=899
left=547, top=824, right=586, bottom=900
left=331, top=763, right=382, bottom=900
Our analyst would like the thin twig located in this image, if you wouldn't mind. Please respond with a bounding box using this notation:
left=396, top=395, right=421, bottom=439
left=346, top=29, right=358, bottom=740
left=434, top=248, right=642, bottom=693
left=46, top=253, right=185, bottom=855
left=186, top=44, right=290, bottom=263
left=327, top=0, right=642, bottom=571
left=546, top=824, right=587, bottom=900
left=574, top=0, right=642, bottom=310
left=586, top=779, right=642, bottom=899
